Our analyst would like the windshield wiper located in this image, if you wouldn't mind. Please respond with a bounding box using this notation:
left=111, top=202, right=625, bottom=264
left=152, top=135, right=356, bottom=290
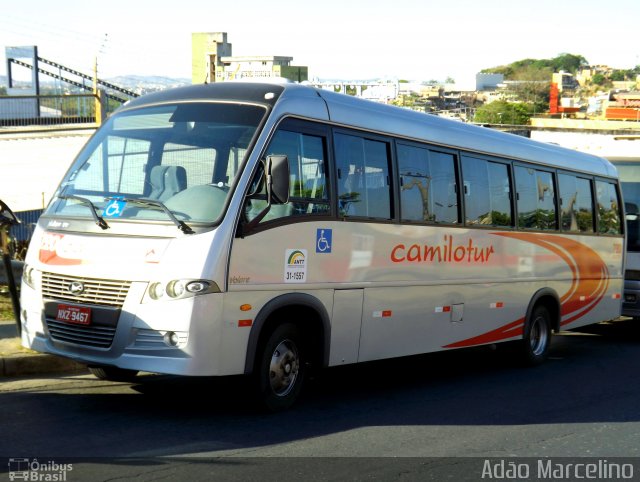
left=111, top=197, right=195, bottom=235
left=58, top=194, right=109, bottom=230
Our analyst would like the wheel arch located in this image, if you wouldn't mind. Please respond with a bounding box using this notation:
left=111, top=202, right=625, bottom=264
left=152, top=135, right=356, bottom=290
left=526, top=287, right=561, bottom=333
left=243, top=293, right=331, bottom=375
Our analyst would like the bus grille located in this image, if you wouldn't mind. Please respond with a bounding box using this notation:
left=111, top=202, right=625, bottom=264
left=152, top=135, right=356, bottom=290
left=41, top=273, right=131, bottom=307
left=46, top=320, right=117, bottom=348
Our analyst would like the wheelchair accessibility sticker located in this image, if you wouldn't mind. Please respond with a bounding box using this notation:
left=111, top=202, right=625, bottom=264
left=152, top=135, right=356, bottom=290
left=103, top=198, right=126, bottom=218
left=316, top=229, right=332, bottom=253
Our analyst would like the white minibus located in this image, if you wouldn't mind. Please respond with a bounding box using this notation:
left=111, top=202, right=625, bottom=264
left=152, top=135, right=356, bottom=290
left=20, top=82, right=624, bottom=409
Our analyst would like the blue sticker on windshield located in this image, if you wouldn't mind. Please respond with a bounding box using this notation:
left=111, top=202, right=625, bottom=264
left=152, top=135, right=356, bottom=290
left=104, top=198, right=126, bottom=218
left=316, top=229, right=332, bottom=253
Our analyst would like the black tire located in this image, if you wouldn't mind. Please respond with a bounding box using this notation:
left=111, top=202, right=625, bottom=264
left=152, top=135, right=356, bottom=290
left=255, top=323, right=305, bottom=411
left=519, top=305, right=552, bottom=366
left=88, top=365, right=139, bottom=382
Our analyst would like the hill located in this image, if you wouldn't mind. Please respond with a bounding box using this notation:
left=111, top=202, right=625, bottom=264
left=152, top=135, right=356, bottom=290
left=481, top=53, right=588, bottom=80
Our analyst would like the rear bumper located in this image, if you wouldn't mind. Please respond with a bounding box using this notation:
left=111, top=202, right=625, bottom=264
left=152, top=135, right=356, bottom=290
left=622, top=279, right=640, bottom=318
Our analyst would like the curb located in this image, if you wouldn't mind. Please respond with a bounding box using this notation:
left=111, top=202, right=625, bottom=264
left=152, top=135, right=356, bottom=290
left=1, top=354, right=87, bottom=377
left=0, top=339, right=86, bottom=377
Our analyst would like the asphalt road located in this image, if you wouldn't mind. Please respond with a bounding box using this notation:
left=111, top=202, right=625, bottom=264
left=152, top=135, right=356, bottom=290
left=1, top=319, right=639, bottom=481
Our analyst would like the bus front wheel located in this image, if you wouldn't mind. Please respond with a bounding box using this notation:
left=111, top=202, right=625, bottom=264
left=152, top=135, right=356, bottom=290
left=255, top=323, right=306, bottom=411
left=519, top=305, right=552, bottom=366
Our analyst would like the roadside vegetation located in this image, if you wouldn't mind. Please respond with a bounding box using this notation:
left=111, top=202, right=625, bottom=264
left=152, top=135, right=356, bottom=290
left=0, top=289, right=16, bottom=320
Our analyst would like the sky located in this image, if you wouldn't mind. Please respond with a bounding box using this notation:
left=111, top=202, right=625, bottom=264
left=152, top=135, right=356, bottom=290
left=1, top=0, right=639, bottom=87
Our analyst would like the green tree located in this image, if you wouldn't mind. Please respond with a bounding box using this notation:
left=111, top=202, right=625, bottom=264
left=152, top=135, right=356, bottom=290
left=551, top=53, right=588, bottom=73
left=474, top=101, right=533, bottom=125
left=610, top=70, right=628, bottom=81
left=591, top=73, right=607, bottom=85
left=0, top=86, right=6, bottom=95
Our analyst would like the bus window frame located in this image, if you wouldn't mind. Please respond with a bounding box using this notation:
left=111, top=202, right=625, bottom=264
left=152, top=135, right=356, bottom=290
left=332, top=127, right=396, bottom=223
left=594, top=176, right=625, bottom=237
left=239, top=116, right=335, bottom=236
left=395, top=139, right=461, bottom=226
left=556, top=169, right=597, bottom=235
left=513, top=162, right=559, bottom=232
left=459, top=153, right=516, bottom=229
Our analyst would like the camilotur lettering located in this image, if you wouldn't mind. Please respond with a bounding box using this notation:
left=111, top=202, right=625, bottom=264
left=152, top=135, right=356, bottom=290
left=391, top=235, right=494, bottom=264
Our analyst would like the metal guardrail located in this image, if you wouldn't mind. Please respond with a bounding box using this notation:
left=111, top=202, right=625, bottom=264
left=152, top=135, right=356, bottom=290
left=11, top=209, right=42, bottom=244
left=0, top=94, right=99, bottom=128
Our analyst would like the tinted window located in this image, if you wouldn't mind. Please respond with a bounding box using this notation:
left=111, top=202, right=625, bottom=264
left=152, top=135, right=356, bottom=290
left=558, top=174, right=594, bottom=233
left=398, top=144, right=458, bottom=224
left=335, top=133, right=392, bottom=219
left=462, top=156, right=512, bottom=226
left=515, top=166, right=557, bottom=230
left=595, top=180, right=622, bottom=234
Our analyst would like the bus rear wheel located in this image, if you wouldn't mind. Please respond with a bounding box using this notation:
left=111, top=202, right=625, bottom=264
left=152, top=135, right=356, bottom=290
left=519, top=305, right=552, bottom=366
left=88, top=365, right=139, bottom=382
left=255, top=323, right=305, bottom=411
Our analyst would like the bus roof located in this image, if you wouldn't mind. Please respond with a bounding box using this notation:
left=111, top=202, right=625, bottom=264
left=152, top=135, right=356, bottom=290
left=120, top=82, right=618, bottom=179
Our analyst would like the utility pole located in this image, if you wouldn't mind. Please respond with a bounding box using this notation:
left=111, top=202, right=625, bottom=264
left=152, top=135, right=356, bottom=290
left=93, top=56, right=103, bottom=126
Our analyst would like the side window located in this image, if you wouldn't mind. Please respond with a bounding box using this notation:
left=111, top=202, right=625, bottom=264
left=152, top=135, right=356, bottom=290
left=398, top=144, right=458, bottom=224
left=335, top=133, right=392, bottom=219
left=558, top=174, right=594, bottom=233
left=244, top=127, right=330, bottom=224
left=461, top=156, right=512, bottom=226
left=515, top=166, right=557, bottom=230
left=596, top=180, right=622, bottom=234
left=536, top=171, right=556, bottom=230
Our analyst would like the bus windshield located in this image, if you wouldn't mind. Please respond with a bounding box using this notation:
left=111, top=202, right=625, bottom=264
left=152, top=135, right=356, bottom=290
left=615, top=161, right=640, bottom=252
left=46, top=102, right=266, bottom=227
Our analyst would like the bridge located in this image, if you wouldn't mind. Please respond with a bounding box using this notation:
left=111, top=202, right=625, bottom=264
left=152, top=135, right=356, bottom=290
left=2, top=46, right=138, bottom=129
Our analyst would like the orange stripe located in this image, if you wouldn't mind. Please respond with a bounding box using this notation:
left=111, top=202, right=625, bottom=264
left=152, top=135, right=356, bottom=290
left=444, top=232, right=610, bottom=349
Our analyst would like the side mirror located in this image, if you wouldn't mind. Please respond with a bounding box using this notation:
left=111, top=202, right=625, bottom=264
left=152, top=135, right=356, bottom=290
left=239, top=155, right=290, bottom=237
left=266, top=155, right=290, bottom=205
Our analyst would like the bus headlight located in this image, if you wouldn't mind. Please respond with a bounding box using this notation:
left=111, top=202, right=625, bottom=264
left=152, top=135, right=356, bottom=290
left=145, top=279, right=218, bottom=302
left=149, top=282, right=166, bottom=300
left=166, top=280, right=186, bottom=298
left=22, top=264, right=37, bottom=289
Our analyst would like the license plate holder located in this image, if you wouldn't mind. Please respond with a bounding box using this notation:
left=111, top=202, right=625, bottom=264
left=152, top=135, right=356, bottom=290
left=56, top=304, right=92, bottom=325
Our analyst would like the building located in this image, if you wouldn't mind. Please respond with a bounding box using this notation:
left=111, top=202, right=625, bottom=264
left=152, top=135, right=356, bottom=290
left=191, top=32, right=308, bottom=84
left=216, top=56, right=307, bottom=83
left=475, top=73, right=504, bottom=91
left=191, top=32, right=232, bottom=84
left=552, top=72, right=579, bottom=92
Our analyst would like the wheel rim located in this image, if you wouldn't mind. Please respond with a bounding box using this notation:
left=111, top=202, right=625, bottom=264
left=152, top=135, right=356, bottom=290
left=529, top=316, right=549, bottom=357
left=269, top=339, right=300, bottom=397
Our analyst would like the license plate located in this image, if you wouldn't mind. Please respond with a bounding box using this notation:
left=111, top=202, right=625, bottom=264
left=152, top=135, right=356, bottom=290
left=56, top=304, right=92, bottom=325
